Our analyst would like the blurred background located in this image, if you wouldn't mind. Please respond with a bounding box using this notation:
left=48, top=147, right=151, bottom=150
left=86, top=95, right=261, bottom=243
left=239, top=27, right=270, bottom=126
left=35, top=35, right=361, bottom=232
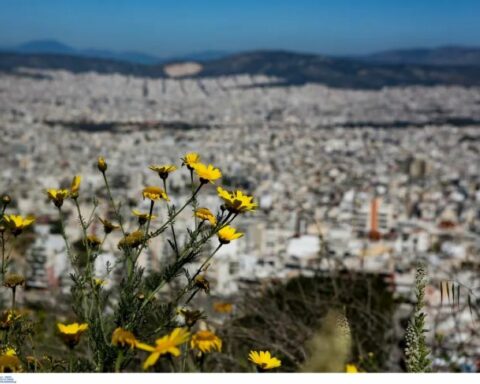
left=0, top=0, right=479, bottom=372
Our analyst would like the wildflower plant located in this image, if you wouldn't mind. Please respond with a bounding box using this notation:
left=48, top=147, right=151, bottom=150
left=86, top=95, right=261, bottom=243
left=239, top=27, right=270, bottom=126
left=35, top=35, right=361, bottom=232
left=404, top=263, right=432, bottom=373
left=0, top=195, right=36, bottom=371
left=0, top=153, right=259, bottom=372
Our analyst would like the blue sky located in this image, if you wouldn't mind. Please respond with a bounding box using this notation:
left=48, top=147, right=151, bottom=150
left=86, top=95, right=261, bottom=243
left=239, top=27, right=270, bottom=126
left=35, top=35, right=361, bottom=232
left=0, top=0, right=479, bottom=56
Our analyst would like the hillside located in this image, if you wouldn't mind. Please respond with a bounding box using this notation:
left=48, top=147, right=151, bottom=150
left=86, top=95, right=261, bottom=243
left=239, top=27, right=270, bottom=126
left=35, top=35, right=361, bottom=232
left=2, top=48, right=480, bottom=89
left=196, top=50, right=480, bottom=88
left=361, top=46, right=480, bottom=66
left=0, top=52, right=157, bottom=76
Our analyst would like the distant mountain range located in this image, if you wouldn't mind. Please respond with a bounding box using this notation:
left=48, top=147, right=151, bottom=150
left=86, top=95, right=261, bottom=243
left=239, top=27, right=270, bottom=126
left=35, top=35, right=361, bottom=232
left=359, top=46, right=480, bottom=66
left=1, top=39, right=161, bottom=64
left=0, top=39, right=229, bottom=64
left=2, top=40, right=480, bottom=89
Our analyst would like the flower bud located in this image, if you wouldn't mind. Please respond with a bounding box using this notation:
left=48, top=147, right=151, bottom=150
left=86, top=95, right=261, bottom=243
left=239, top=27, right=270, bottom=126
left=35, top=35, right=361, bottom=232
left=97, top=156, right=107, bottom=173
left=194, top=275, right=210, bottom=294
left=1, top=194, right=11, bottom=207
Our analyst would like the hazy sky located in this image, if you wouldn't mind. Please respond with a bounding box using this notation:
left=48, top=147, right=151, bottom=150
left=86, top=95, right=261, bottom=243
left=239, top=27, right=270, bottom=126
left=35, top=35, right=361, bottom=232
left=1, top=0, right=479, bottom=56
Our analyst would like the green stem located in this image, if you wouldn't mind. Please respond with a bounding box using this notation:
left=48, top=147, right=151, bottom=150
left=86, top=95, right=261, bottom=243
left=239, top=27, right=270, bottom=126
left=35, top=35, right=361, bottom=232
left=192, top=244, right=222, bottom=282
left=190, top=170, right=198, bottom=229
left=164, top=178, right=180, bottom=259
left=115, top=350, right=124, bottom=373
left=102, top=172, right=126, bottom=236
left=181, top=345, right=188, bottom=372
left=171, top=223, right=179, bottom=259
left=2, top=236, right=17, bottom=277
left=95, top=291, right=108, bottom=345
left=167, top=355, right=176, bottom=372
left=172, top=244, right=223, bottom=307
left=152, top=191, right=226, bottom=266
left=57, top=207, right=75, bottom=271
left=162, top=178, right=168, bottom=195
left=1, top=232, right=5, bottom=279
left=73, top=199, right=97, bottom=323
left=146, top=184, right=203, bottom=241
left=184, top=288, right=200, bottom=306
left=85, top=203, right=98, bottom=228
left=69, top=349, right=74, bottom=372
left=11, top=287, right=16, bottom=311
left=74, top=199, right=92, bottom=278
left=134, top=200, right=155, bottom=265
left=223, top=212, right=238, bottom=227
left=126, top=250, right=134, bottom=283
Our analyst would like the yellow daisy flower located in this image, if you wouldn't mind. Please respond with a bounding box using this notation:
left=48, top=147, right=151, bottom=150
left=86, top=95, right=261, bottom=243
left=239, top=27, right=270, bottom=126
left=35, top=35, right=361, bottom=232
left=181, top=152, right=200, bottom=170
left=86, top=234, right=102, bottom=249
left=142, top=186, right=169, bottom=202
left=118, top=230, right=145, bottom=249
left=3, top=274, right=25, bottom=289
left=217, top=225, right=243, bottom=244
left=97, top=156, right=107, bottom=172
left=57, top=322, right=88, bottom=349
left=132, top=209, right=157, bottom=225
left=111, top=327, right=140, bottom=349
left=0, top=354, right=22, bottom=373
left=346, top=364, right=358, bottom=373
left=98, top=217, right=119, bottom=234
left=194, top=207, right=217, bottom=225
left=217, top=187, right=257, bottom=214
left=213, top=302, right=233, bottom=314
left=0, top=310, right=21, bottom=330
left=137, top=328, right=190, bottom=370
left=70, top=175, right=82, bottom=198
left=93, top=278, right=106, bottom=288
left=46, top=189, right=70, bottom=208
left=177, top=308, right=204, bottom=328
left=3, top=348, right=16, bottom=357
left=149, top=164, right=177, bottom=180
left=2, top=214, right=35, bottom=236
left=248, top=350, right=282, bottom=371
left=191, top=163, right=222, bottom=184
left=190, top=330, right=222, bottom=353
